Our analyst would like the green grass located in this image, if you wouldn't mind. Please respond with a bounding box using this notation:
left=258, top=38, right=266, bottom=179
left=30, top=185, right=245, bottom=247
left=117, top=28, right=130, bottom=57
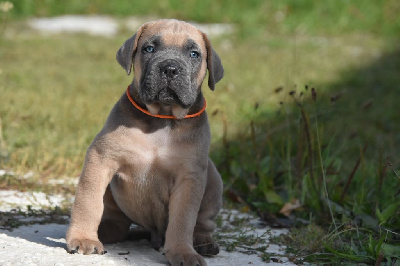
left=9, top=0, right=400, bottom=37
left=1, top=1, right=400, bottom=264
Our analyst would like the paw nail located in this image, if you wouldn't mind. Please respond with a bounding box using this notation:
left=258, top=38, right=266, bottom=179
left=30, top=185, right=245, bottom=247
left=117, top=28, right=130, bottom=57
left=69, top=246, right=79, bottom=254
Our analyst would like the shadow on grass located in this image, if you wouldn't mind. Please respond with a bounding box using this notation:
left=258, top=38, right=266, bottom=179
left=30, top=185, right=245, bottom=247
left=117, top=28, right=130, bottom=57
left=211, top=46, right=400, bottom=229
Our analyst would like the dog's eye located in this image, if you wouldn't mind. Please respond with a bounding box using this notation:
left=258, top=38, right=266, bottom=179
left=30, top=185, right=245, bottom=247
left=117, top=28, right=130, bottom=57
left=143, top=46, right=155, bottom=53
left=190, top=51, right=200, bottom=58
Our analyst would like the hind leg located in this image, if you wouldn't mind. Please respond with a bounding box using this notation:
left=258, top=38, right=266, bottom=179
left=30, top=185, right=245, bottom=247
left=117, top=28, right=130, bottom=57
left=193, top=159, right=223, bottom=255
left=98, top=185, right=132, bottom=243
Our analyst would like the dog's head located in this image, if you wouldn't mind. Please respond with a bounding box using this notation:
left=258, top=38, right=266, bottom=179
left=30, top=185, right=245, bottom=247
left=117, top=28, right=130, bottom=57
left=116, top=19, right=224, bottom=118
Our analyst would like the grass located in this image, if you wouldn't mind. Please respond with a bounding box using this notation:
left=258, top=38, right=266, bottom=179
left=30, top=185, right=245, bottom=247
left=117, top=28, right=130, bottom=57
left=9, top=0, right=400, bottom=37
left=1, top=0, right=400, bottom=264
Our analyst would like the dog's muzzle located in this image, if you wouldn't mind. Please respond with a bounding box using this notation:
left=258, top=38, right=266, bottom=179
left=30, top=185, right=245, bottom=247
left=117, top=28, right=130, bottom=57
left=156, top=60, right=182, bottom=105
left=141, top=58, right=193, bottom=107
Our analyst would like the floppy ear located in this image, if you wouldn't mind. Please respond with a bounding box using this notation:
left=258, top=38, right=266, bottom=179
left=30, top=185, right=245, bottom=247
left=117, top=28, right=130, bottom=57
left=116, top=24, right=147, bottom=75
left=202, top=33, right=224, bottom=90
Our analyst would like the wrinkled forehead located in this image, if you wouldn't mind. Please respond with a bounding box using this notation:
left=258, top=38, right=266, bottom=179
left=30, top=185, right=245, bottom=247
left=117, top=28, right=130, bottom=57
left=138, top=20, right=206, bottom=50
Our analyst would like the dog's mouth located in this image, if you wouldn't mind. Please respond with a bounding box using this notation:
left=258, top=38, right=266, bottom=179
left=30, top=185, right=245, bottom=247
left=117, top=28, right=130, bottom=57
left=145, top=87, right=190, bottom=109
left=141, top=87, right=191, bottom=119
left=156, top=87, right=180, bottom=106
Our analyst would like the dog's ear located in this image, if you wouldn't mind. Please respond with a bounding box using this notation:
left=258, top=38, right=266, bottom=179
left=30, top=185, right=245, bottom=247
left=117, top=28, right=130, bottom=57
left=116, top=24, right=147, bottom=75
left=202, top=33, right=224, bottom=90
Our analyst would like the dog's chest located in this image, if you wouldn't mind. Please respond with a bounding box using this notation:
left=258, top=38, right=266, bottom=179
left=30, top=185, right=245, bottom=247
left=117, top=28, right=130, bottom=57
left=109, top=126, right=180, bottom=227
left=114, top=125, right=187, bottom=188
left=131, top=127, right=172, bottom=165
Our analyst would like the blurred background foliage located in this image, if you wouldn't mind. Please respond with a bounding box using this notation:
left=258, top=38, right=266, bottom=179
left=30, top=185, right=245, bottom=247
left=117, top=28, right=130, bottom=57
left=9, top=0, right=400, bottom=37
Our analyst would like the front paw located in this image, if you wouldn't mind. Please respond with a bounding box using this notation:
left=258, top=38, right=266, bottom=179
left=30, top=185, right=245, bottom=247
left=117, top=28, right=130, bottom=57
left=165, top=249, right=206, bottom=266
left=193, top=234, right=219, bottom=256
left=67, top=238, right=106, bottom=255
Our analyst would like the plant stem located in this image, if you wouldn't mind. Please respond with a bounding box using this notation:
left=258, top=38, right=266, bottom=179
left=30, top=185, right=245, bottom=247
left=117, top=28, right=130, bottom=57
left=313, top=104, right=341, bottom=243
left=299, top=106, right=319, bottom=202
left=339, top=143, right=368, bottom=204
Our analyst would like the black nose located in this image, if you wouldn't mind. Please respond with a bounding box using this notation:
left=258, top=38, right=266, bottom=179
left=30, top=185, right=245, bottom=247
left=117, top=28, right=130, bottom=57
left=162, top=65, right=179, bottom=79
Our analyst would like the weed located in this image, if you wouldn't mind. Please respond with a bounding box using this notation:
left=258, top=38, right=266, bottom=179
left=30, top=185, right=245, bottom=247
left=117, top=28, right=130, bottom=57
left=214, top=209, right=290, bottom=263
left=0, top=205, right=70, bottom=230
left=213, top=84, right=400, bottom=263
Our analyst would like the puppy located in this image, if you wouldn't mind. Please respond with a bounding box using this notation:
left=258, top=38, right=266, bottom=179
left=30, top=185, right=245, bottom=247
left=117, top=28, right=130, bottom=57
left=66, top=19, right=224, bottom=266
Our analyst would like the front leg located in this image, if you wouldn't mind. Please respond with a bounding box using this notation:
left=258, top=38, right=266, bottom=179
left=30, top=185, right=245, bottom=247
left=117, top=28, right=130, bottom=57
left=66, top=150, right=116, bottom=255
left=164, top=173, right=207, bottom=266
left=193, top=159, right=222, bottom=256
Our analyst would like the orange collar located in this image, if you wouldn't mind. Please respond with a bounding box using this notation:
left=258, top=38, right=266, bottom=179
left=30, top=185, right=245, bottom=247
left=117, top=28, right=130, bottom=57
left=126, top=86, right=206, bottom=119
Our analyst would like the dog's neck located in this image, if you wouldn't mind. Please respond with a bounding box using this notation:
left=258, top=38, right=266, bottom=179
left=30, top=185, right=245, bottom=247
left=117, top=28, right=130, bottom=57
left=128, top=84, right=206, bottom=119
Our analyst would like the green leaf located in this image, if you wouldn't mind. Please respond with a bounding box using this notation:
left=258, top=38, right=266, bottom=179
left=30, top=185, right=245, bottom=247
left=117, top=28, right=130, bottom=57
left=350, top=238, right=363, bottom=256
left=324, top=243, right=372, bottom=262
left=381, top=243, right=400, bottom=259
left=375, top=234, right=386, bottom=257
left=376, top=202, right=400, bottom=225
left=367, top=235, right=374, bottom=256
left=264, top=189, right=283, bottom=204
